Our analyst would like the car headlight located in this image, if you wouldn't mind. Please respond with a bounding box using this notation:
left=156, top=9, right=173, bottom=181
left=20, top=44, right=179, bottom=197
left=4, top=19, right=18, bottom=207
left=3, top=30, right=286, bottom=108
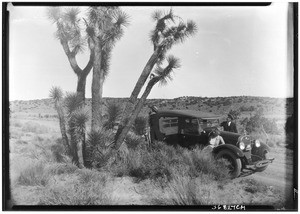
left=255, top=139, right=261, bottom=147
left=239, top=142, right=245, bottom=150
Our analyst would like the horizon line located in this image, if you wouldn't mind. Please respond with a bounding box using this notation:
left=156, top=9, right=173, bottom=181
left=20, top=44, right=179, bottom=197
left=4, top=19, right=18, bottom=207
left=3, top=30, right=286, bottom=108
left=9, top=95, right=294, bottom=102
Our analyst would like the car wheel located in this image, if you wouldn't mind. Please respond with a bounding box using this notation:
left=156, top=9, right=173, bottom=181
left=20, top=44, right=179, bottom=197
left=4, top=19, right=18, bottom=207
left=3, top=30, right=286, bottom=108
left=255, top=151, right=269, bottom=172
left=216, top=149, right=242, bottom=178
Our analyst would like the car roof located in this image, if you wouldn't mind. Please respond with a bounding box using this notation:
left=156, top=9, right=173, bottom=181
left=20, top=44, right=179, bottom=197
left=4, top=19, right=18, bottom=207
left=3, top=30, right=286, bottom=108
left=156, top=109, right=222, bottom=119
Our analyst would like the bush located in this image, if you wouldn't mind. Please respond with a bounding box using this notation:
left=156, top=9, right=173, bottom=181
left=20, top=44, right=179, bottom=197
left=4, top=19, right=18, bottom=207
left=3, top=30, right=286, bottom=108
left=17, top=162, right=49, bottom=186
left=38, top=180, right=111, bottom=205
left=239, top=178, right=268, bottom=194
left=47, top=163, right=78, bottom=175
left=152, top=174, right=223, bottom=205
left=76, top=168, right=108, bottom=184
left=111, top=140, right=230, bottom=184
left=241, top=113, right=278, bottom=134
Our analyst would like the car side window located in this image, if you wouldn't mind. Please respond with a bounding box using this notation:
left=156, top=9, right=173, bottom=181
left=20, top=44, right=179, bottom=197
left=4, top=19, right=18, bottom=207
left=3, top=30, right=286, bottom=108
left=182, top=118, right=200, bottom=135
left=159, top=117, right=178, bottom=136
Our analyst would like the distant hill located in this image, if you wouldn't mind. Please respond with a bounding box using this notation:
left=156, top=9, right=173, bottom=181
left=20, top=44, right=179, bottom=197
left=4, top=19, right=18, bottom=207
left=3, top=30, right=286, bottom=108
left=10, top=96, right=294, bottom=120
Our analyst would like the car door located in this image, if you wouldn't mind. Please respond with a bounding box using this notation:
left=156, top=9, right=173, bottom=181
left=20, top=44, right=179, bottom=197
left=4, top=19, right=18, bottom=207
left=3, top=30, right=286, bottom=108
left=158, top=116, right=179, bottom=146
left=179, top=117, right=202, bottom=148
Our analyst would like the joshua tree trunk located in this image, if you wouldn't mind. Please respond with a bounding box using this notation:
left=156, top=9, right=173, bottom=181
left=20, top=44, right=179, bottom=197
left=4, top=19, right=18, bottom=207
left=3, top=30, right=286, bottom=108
left=91, top=39, right=103, bottom=131
left=114, top=78, right=158, bottom=151
left=55, top=101, right=71, bottom=154
left=76, top=73, right=87, bottom=100
left=115, top=50, right=160, bottom=140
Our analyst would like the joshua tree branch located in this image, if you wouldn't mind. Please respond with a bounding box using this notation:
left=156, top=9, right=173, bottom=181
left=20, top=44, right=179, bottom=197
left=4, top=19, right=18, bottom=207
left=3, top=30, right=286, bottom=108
left=60, top=39, right=82, bottom=75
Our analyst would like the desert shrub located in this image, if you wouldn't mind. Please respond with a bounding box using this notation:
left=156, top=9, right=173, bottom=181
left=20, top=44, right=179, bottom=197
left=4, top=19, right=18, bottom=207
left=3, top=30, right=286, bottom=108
left=112, top=140, right=229, bottom=185
left=17, top=162, right=49, bottom=186
left=21, top=122, right=49, bottom=134
left=76, top=168, right=108, bottom=184
left=239, top=178, right=268, bottom=194
left=11, top=120, right=22, bottom=128
left=47, top=163, right=78, bottom=175
left=38, top=180, right=111, bottom=205
left=241, top=113, right=278, bottom=134
left=186, top=149, right=230, bottom=181
left=111, top=141, right=172, bottom=183
left=133, top=116, right=147, bottom=135
left=240, top=105, right=255, bottom=112
left=152, top=174, right=220, bottom=205
left=229, top=109, right=241, bottom=119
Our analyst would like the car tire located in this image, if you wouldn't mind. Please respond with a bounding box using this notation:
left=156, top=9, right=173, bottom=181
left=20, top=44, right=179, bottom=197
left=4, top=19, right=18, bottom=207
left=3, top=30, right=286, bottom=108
left=216, top=149, right=242, bottom=178
left=255, top=151, right=269, bottom=172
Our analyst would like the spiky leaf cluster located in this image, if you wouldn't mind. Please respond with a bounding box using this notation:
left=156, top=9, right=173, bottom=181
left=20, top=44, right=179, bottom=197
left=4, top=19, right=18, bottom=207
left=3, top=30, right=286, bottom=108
left=49, top=86, right=64, bottom=102
left=103, top=101, right=122, bottom=130
left=150, top=9, right=197, bottom=64
left=153, top=55, right=181, bottom=86
left=86, top=129, right=114, bottom=167
left=87, top=7, right=129, bottom=50
left=47, top=7, right=86, bottom=54
left=86, top=7, right=129, bottom=79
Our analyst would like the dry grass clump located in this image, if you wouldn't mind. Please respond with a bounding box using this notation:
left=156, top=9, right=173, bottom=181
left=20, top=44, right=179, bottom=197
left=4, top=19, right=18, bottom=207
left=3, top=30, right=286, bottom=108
left=239, top=178, right=268, bottom=194
left=38, top=175, right=111, bottom=205
left=151, top=172, right=225, bottom=205
left=111, top=140, right=230, bottom=185
left=38, top=171, right=112, bottom=205
left=46, top=163, right=78, bottom=175
left=17, top=162, right=50, bottom=186
left=76, top=168, right=108, bottom=184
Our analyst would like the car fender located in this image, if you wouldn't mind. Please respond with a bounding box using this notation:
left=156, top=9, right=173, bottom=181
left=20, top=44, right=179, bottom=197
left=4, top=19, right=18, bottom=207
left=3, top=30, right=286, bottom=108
left=213, top=144, right=244, bottom=158
left=252, top=141, right=270, bottom=158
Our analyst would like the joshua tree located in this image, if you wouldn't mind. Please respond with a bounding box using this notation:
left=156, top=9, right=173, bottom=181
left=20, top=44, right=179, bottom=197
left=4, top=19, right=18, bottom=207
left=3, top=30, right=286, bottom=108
left=49, top=87, right=70, bottom=154
left=115, top=9, right=197, bottom=141
left=85, top=7, right=129, bottom=131
left=47, top=7, right=94, bottom=100
left=114, top=55, right=181, bottom=150
left=50, top=87, right=88, bottom=167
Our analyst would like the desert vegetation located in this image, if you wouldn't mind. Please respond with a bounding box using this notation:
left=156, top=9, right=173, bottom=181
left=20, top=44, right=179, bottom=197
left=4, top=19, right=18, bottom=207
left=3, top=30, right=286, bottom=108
left=9, top=94, right=294, bottom=208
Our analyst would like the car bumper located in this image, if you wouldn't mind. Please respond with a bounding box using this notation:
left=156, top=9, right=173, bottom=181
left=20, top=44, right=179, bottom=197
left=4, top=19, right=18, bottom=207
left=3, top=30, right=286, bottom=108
left=245, top=158, right=274, bottom=170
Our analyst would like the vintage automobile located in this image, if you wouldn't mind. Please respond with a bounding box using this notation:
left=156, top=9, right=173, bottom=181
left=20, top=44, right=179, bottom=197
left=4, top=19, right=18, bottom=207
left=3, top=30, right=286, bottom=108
left=148, top=109, right=274, bottom=178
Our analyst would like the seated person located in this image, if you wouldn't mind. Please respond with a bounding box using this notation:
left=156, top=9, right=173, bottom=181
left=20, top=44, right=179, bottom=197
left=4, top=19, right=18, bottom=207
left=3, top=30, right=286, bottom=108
left=208, top=129, right=225, bottom=148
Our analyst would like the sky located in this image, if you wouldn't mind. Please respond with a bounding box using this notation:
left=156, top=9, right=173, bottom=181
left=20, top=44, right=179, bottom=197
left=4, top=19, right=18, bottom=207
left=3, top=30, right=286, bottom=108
left=8, top=3, right=294, bottom=101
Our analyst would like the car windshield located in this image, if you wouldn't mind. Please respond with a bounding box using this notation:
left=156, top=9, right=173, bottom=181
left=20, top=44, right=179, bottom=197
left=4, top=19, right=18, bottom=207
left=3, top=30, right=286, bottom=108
left=198, top=118, right=219, bottom=129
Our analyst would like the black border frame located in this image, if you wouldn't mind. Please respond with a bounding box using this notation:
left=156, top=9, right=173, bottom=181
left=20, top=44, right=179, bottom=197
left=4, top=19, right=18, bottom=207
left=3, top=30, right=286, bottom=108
left=2, top=1, right=298, bottom=211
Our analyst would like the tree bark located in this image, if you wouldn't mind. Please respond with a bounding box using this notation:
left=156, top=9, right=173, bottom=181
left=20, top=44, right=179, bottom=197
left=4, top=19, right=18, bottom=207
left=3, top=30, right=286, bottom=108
left=114, top=79, right=158, bottom=151
left=76, top=74, right=87, bottom=100
left=91, top=39, right=103, bottom=131
left=55, top=101, right=71, bottom=154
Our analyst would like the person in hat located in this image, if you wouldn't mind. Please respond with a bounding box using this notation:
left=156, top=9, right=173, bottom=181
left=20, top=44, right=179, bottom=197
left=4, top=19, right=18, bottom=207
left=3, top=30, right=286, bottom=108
left=208, top=129, right=225, bottom=148
left=220, top=114, right=238, bottom=133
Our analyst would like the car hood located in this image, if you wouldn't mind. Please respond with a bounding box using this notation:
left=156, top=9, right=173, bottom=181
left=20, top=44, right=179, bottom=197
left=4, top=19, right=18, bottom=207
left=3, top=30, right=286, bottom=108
left=219, top=131, right=241, bottom=146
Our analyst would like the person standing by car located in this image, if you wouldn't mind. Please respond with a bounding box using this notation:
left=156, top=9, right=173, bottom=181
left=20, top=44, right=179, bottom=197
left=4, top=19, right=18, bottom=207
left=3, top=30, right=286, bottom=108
left=221, top=114, right=238, bottom=133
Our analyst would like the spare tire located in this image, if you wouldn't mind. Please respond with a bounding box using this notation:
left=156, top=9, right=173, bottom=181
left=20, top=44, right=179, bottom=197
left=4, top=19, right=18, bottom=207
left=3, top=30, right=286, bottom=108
left=216, top=149, right=242, bottom=178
